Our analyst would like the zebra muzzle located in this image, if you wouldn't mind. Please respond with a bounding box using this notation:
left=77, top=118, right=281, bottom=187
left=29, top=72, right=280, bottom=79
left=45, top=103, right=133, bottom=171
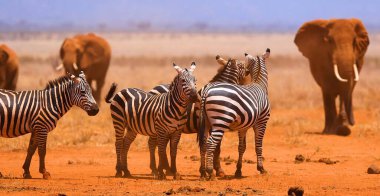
left=87, top=105, right=99, bottom=116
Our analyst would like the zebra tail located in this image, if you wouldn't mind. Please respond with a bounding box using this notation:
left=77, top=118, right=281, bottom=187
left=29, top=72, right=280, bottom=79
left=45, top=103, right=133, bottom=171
left=105, top=83, right=118, bottom=103
left=197, top=86, right=208, bottom=148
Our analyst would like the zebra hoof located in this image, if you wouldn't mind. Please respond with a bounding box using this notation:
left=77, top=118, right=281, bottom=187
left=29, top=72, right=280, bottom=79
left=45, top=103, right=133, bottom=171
left=165, top=169, right=174, bottom=176
left=115, top=171, right=123, bottom=178
left=259, top=169, right=267, bottom=174
left=234, top=170, right=243, bottom=178
left=207, top=173, right=216, bottom=181
left=23, top=173, right=32, bottom=179
left=151, top=170, right=158, bottom=178
left=157, top=173, right=166, bottom=180
left=173, top=172, right=182, bottom=180
left=216, top=169, right=226, bottom=178
left=43, top=171, right=51, bottom=180
left=123, top=171, right=133, bottom=178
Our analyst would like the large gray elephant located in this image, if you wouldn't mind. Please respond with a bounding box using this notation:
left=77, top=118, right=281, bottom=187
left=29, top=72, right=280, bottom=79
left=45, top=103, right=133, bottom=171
left=57, top=33, right=111, bottom=103
left=0, top=44, right=19, bottom=90
left=294, top=18, right=370, bottom=136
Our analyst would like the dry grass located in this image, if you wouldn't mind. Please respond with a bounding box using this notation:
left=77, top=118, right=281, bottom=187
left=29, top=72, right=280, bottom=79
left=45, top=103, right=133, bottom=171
left=0, top=33, right=379, bottom=152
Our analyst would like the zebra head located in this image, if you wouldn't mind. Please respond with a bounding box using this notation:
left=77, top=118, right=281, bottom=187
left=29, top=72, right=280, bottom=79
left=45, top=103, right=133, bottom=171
left=215, top=55, right=248, bottom=84
left=70, top=71, right=99, bottom=116
left=173, top=62, right=198, bottom=102
left=244, top=48, right=271, bottom=79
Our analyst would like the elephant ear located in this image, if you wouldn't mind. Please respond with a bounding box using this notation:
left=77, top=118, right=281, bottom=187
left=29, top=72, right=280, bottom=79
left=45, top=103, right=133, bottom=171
left=351, top=18, right=369, bottom=60
left=59, top=39, right=68, bottom=59
left=0, top=50, right=9, bottom=64
left=294, top=20, right=329, bottom=60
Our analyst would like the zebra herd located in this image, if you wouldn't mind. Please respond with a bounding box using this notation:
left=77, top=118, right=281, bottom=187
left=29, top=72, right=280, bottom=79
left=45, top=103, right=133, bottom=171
left=0, top=48, right=271, bottom=180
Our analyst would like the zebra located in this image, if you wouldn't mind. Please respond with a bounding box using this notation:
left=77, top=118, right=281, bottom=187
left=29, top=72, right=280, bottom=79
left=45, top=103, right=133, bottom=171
left=0, top=72, right=98, bottom=179
left=147, top=56, right=248, bottom=178
left=105, top=62, right=197, bottom=180
left=198, top=48, right=271, bottom=179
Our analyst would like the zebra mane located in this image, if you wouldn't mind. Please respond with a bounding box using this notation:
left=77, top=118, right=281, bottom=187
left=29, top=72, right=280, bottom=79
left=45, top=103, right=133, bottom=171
left=44, top=75, right=72, bottom=90
left=168, top=74, right=180, bottom=91
left=209, top=59, right=231, bottom=83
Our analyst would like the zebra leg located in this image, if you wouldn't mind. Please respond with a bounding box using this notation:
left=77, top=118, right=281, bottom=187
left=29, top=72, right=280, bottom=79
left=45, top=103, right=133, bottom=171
left=206, top=130, right=224, bottom=180
left=157, top=132, right=170, bottom=180
left=169, top=130, right=182, bottom=180
left=115, top=137, right=123, bottom=177
left=235, top=131, right=247, bottom=178
left=22, top=133, right=37, bottom=179
left=148, top=136, right=158, bottom=176
left=254, top=122, right=268, bottom=174
left=113, top=115, right=126, bottom=178
left=36, top=130, right=50, bottom=179
left=121, top=131, right=137, bottom=178
left=199, top=134, right=207, bottom=179
left=213, top=142, right=225, bottom=177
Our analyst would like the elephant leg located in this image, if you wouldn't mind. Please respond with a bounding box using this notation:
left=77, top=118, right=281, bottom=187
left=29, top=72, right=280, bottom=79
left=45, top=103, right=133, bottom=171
left=322, top=90, right=337, bottom=134
left=22, top=133, right=37, bottom=179
left=94, top=79, right=105, bottom=103
left=335, top=95, right=351, bottom=136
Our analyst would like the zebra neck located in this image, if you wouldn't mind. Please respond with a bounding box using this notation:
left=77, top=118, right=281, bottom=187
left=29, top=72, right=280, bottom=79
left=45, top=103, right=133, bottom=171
left=42, top=83, right=74, bottom=119
left=167, top=86, right=189, bottom=116
left=213, top=66, right=240, bottom=84
left=250, top=60, right=268, bottom=93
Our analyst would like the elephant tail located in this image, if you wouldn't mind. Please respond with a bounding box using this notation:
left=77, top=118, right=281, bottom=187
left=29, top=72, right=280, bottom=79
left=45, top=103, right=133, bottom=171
left=105, top=83, right=118, bottom=103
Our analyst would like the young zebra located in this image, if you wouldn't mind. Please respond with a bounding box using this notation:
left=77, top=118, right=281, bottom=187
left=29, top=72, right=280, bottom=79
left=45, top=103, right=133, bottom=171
left=147, top=56, right=248, bottom=178
left=0, top=72, right=98, bottom=179
left=105, top=62, right=197, bottom=180
left=198, top=48, right=271, bottom=179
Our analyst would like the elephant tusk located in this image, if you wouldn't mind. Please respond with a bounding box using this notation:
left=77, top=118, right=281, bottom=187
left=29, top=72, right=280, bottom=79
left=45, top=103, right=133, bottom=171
left=73, top=63, right=79, bottom=70
left=334, top=64, right=348, bottom=82
left=353, top=64, right=360, bottom=82
left=56, top=64, right=63, bottom=71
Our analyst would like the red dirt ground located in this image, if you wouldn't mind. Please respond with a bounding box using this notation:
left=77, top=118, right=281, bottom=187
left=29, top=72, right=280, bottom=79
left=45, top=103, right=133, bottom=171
left=0, top=109, right=379, bottom=196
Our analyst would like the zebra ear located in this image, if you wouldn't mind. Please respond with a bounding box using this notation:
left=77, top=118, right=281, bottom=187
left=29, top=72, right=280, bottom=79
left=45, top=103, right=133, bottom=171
left=189, top=62, right=196, bottom=72
left=79, top=71, right=85, bottom=78
left=70, top=74, right=80, bottom=84
left=216, top=55, right=228, bottom=66
left=173, top=63, right=183, bottom=73
left=262, top=48, right=270, bottom=59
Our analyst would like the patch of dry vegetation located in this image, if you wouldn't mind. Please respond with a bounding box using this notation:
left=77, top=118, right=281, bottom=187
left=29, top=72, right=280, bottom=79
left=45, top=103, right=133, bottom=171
left=0, top=33, right=379, bottom=152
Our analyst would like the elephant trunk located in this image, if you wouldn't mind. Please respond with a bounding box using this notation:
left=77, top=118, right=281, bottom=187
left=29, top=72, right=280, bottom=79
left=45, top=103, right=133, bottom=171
left=342, top=79, right=355, bottom=126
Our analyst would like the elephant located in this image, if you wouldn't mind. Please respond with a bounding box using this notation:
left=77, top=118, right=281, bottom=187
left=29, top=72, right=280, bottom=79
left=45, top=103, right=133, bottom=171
left=57, top=33, right=111, bottom=103
left=294, top=18, right=369, bottom=136
left=0, top=44, right=19, bottom=91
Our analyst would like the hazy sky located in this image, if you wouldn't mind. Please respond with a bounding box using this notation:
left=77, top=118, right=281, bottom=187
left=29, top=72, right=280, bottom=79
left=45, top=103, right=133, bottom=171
left=0, top=0, right=378, bottom=30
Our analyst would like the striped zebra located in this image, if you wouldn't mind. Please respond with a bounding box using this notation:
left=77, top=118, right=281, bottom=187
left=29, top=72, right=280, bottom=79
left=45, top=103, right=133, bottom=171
left=198, top=48, right=271, bottom=179
left=105, top=63, right=197, bottom=180
left=0, top=72, right=98, bottom=179
left=147, top=56, right=248, bottom=178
